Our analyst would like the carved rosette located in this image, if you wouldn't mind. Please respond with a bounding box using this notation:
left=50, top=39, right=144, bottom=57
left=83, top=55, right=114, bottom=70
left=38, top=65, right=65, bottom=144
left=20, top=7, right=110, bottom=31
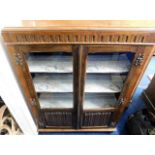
left=14, top=46, right=25, bottom=67
left=0, top=105, right=22, bottom=135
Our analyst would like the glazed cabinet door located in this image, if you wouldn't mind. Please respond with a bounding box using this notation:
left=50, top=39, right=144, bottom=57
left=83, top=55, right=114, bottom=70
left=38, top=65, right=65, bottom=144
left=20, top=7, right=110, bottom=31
left=79, top=45, right=154, bottom=129
left=26, top=45, right=76, bottom=128
left=9, top=45, right=78, bottom=129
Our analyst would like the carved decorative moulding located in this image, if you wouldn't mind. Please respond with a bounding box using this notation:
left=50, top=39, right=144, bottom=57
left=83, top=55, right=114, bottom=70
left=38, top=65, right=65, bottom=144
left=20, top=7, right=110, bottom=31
left=2, top=30, right=155, bottom=45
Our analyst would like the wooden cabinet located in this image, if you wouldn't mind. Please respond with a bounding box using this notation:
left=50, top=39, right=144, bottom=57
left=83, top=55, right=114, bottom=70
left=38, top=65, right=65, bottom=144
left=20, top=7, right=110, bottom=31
left=2, top=20, right=155, bottom=132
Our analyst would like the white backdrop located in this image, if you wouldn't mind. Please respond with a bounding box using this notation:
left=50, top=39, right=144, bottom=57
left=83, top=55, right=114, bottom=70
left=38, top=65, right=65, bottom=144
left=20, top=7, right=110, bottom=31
left=0, top=22, right=37, bottom=134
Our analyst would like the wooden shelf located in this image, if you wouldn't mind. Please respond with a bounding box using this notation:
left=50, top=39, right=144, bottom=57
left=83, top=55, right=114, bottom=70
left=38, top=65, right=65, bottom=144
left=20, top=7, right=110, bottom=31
left=28, top=54, right=130, bottom=74
left=84, top=94, right=117, bottom=110
left=33, top=74, right=73, bottom=93
left=85, top=75, right=123, bottom=93
left=39, top=93, right=73, bottom=109
left=33, top=74, right=123, bottom=93
left=87, top=54, right=130, bottom=73
left=38, top=93, right=117, bottom=110
left=28, top=55, right=73, bottom=73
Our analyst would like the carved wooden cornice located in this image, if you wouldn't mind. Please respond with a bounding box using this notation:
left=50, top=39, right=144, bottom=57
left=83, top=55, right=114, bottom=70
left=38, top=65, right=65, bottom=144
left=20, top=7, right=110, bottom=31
left=2, top=29, right=155, bottom=45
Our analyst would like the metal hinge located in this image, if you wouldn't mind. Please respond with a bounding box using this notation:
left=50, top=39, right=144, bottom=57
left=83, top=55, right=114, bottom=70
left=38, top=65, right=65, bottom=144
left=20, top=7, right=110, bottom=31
left=30, top=98, right=37, bottom=106
left=118, top=98, right=125, bottom=106
left=134, top=53, right=144, bottom=66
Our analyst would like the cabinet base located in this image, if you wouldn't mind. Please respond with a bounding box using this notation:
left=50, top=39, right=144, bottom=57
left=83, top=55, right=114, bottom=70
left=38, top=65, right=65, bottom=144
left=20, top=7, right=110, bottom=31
left=38, top=127, right=116, bottom=133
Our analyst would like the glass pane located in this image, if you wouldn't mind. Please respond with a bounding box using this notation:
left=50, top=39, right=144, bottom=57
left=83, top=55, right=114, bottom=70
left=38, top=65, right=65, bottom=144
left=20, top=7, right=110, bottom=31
left=84, top=94, right=117, bottom=110
left=28, top=53, right=72, bottom=73
left=84, top=52, right=134, bottom=110
left=38, top=93, right=73, bottom=109
left=86, top=53, right=131, bottom=73
left=85, top=74, right=123, bottom=93
left=33, top=74, right=73, bottom=93
left=27, top=52, right=73, bottom=109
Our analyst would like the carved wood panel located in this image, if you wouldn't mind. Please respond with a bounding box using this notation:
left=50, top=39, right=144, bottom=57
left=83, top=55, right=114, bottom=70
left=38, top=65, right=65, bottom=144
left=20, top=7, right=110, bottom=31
left=3, top=30, right=155, bottom=45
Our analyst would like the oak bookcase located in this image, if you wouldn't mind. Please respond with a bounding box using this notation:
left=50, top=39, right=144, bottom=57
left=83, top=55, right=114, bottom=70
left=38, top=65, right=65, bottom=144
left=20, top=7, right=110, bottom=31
left=2, top=20, right=155, bottom=132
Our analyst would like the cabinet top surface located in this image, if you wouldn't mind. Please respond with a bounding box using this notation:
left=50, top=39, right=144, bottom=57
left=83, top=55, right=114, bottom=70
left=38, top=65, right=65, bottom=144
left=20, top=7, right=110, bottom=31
left=3, top=20, right=155, bottom=30
left=2, top=20, right=155, bottom=45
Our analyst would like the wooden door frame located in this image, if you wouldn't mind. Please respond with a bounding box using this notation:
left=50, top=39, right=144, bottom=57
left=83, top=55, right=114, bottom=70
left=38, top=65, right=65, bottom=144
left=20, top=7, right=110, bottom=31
left=112, top=45, right=155, bottom=125
left=5, top=44, right=81, bottom=129
left=79, top=44, right=155, bottom=127
left=5, top=45, right=41, bottom=128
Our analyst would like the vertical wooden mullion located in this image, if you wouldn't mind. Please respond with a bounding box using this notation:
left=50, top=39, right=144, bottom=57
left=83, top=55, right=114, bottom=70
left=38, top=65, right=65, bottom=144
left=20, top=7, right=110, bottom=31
left=73, top=45, right=87, bottom=129
left=79, top=46, right=87, bottom=128
left=73, top=45, right=80, bottom=129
